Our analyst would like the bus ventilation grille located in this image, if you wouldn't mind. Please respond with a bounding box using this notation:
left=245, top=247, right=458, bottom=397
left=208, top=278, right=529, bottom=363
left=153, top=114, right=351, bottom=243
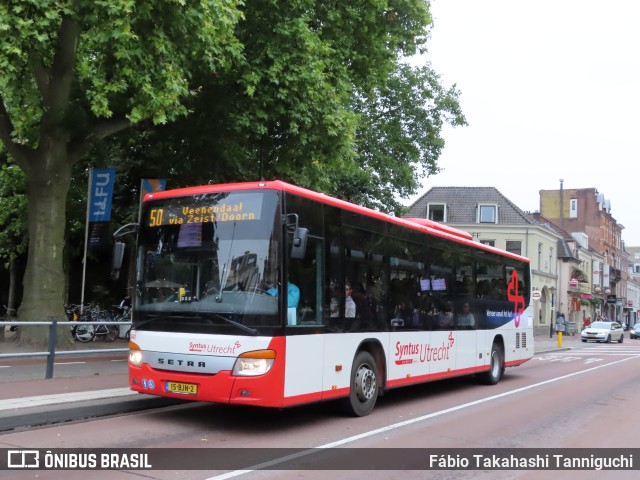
left=515, top=332, right=527, bottom=349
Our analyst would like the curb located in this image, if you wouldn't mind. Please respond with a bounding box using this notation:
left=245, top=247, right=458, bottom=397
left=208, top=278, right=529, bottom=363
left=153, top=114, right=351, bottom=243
left=0, top=394, right=187, bottom=432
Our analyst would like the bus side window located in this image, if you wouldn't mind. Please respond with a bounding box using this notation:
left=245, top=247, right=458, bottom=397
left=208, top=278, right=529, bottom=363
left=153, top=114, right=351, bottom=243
left=289, top=236, right=324, bottom=326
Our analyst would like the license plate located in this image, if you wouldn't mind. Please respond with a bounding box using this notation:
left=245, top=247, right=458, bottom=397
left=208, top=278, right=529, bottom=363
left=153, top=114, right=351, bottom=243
left=166, top=381, right=198, bottom=395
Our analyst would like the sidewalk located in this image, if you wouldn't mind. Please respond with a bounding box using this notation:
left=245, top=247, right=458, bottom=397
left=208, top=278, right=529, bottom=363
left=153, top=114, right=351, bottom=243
left=533, top=330, right=581, bottom=353
left=0, top=338, right=156, bottom=431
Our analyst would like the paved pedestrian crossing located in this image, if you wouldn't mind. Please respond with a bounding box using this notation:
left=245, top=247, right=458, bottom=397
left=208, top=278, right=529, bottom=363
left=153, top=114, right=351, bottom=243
left=536, top=342, right=640, bottom=365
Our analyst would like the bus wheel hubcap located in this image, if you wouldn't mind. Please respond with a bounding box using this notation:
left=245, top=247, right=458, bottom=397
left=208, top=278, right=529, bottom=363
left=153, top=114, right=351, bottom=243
left=355, top=366, right=376, bottom=402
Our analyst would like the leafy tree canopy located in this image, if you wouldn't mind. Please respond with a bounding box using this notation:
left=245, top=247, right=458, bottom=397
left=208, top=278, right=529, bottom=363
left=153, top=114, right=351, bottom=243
left=0, top=0, right=243, bottom=151
left=99, top=1, right=465, bottom=214
left=0, top=1, right=466, bottom=347
left=0, top=158, right=27, bottom=268
left=0, top=0, right=244, bottom=345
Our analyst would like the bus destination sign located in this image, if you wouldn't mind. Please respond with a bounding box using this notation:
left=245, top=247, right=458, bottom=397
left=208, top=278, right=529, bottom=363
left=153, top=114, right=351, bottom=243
left=147, top=194, right=263, bottom=227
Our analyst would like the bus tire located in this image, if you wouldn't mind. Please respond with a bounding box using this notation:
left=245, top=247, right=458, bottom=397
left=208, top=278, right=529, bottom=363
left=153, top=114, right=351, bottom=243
left=477, top=342, right=504, bottom=385
left=344, top=351, right=378, bottom=417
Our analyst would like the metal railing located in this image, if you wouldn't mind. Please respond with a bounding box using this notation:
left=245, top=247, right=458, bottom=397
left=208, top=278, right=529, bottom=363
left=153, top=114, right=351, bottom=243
left=0, top=320, right=131, bottom=379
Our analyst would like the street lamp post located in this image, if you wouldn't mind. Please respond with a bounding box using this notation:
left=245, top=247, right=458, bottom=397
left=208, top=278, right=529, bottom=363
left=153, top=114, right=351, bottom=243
left=549, top=286, right=556, bottom=338
left=604, top=288, right=611, bottom=321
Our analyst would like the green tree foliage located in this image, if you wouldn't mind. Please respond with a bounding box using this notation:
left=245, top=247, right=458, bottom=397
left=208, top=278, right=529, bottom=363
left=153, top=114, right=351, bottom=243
left=0, top=157, right=27, bottom=328
left=0, top=1, right=466, bottom=346
left=101, top=1, right=465, bottom=212
left=349, top=63, right=466, bottom=213
left=0, top=159, right=27, bottom=268
left=0, top=0, right=243, bottom=345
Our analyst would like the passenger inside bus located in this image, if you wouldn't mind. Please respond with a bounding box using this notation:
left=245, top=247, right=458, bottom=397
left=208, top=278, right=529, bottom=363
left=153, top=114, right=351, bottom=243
left=344, top=283, right=356, bottom=318
left=456, top=301, right=475, bottom=328
left=329, top=283, right=357, bottom=318
left=436, top=299, right=454, bottom=328
left=267, top=277, right=300, bottom=325
left=328, top=283, right=356, bottom=330
left=460, top=275, right=476, bottom=296
left=349, top=283, right=375, bottom=331
left=266, top=281, right=300, bottom=307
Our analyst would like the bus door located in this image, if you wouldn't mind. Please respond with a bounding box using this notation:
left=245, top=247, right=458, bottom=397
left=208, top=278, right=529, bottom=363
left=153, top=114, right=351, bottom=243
left=283, top=235, right=326, bottom=401
left=452, top=299, right=479, bottom=375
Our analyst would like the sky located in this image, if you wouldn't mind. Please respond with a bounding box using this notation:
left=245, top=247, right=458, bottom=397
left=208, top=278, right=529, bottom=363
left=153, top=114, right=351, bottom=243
left=404, top=0, right=640, bottom=244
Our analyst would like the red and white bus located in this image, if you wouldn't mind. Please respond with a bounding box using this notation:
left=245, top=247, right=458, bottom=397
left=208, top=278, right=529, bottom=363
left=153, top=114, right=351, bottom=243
left=116, top=180, right=532, bottom=416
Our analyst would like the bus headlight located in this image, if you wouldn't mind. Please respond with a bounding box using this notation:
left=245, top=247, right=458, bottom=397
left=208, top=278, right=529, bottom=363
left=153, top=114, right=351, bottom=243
left=129, top=342, right=143, bottom=367
left=232, top=350, right=276, bottom=376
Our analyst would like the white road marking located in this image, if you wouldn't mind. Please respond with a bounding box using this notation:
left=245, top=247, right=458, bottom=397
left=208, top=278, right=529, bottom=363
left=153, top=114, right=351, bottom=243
left=205, top=354, right=639, bottom=480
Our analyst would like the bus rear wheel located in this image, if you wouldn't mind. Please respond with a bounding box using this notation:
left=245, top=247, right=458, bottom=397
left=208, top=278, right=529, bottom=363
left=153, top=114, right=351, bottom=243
left=477, top=342, right=504, bottom=385
left=344, top=351, right=378, bottom=417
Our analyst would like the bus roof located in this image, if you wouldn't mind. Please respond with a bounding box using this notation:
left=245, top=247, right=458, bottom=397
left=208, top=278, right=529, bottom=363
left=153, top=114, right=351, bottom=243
left=402, top=217, right=473, bottom=241
left=143, top=180, right=530, bottom=263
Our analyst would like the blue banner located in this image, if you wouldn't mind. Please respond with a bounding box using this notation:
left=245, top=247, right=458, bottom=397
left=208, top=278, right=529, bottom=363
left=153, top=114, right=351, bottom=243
left=88, top=168, right=116, bottom=222
left=140, top=179, right=167, bottom=202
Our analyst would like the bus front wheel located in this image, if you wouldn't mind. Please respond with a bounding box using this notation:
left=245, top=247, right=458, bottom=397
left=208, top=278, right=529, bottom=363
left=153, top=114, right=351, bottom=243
left=477, top=342, right=504, bottom=385
left=344, top=351, right=378, bottom=417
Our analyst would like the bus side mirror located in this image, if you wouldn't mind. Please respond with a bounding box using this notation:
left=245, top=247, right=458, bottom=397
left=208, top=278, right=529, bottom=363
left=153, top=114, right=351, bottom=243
left=111, top=241, right=126, bottom=279
left=290, top=227, right=308, bottom=259
left=286, top=213, right=308, bottom=259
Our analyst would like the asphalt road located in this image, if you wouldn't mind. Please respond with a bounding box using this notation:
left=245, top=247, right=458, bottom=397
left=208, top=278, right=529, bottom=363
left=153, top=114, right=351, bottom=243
left=2, top=339, right=640, bottom=479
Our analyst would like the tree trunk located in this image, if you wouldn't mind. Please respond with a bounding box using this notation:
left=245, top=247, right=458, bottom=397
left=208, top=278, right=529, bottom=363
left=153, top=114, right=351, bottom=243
left=17, top=148, right=74, bottom=349
left=8, top=257, right=17, bottom=317
left=0, top=258, right=18, bottom=343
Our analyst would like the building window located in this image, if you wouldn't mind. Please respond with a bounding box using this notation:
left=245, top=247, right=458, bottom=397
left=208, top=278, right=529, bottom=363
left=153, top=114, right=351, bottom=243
left=506, top=241, right=522, bottom=256
left=478, top=204, right=497, bottom=224
left=427, top=203, right=446, bottom=222
left=569, top=198, right=578, bottom=219
left=537, top=243, right=543, bottom=270
left=480, top=240, right=495, bottom=247
left=634, top=264, right=640, bottom=274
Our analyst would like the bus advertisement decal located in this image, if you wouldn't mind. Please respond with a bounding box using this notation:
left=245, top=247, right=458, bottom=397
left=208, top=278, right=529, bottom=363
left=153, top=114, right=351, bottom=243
left=394, top=338, right=454, bottom=365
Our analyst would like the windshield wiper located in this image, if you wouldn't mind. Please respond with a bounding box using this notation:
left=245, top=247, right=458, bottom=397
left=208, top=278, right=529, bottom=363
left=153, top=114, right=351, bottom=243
left=133, top=312, right=259, bottom=336
left=132, top=314, right=162, bottom=330
left=202, top=313, right=259, bottom=336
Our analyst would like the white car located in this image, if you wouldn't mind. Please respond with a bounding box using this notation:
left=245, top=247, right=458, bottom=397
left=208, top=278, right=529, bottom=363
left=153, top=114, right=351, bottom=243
left=581, top=321, right=624, bottom=343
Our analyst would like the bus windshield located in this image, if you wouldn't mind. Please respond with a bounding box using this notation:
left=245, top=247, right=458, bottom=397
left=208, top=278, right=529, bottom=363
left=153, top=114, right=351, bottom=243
left=134, top=189, right=281, bottom=332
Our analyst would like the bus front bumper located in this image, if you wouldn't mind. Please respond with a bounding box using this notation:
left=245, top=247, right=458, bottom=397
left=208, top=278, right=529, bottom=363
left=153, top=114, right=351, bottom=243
left=129, top=363, right=284, bottom=407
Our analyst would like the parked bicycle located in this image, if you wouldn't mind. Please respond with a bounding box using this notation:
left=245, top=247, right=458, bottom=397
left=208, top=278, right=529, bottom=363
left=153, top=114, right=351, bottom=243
left=1, top=305, right=20, bottom=343
left=74, top=320, right=119, bottom=343
left=111, top=303, right=132, bottom=339
left=65, top=303, right=81, bottom=338
left=73, top=304, right=120, bottom=343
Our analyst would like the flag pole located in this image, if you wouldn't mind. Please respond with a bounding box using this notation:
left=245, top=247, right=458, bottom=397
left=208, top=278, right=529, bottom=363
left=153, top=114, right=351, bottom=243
left=80, top=167, right=93, bottom=314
